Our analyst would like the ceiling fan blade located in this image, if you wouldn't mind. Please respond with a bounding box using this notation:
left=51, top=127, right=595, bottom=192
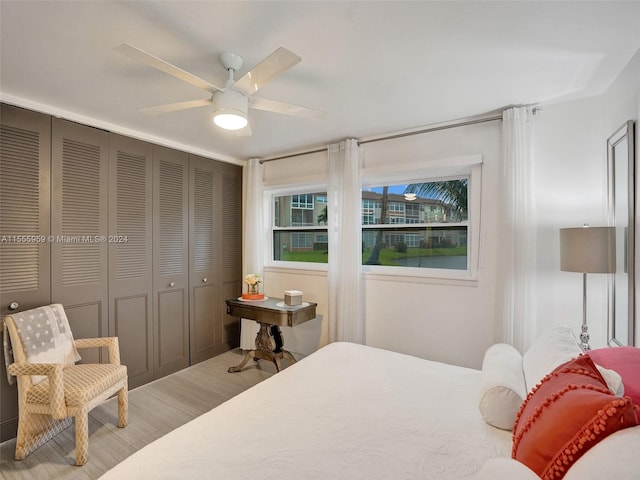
left=233, top=47, right=301, bottom=96
left=249, top=97, right=326, bottom=120
left=115, top=43, right=223, bottom=94
left=140, top=98, right=212, bottom=115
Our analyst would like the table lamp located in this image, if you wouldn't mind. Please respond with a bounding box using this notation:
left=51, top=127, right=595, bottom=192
left=560, top=226, right=616, bottom=350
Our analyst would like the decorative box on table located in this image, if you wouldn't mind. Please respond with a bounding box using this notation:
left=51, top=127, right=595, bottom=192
left=284, top=290, right=303, bottom=306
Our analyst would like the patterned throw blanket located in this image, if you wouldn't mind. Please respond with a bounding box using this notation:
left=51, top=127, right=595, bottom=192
left=3, top=304, right=80, bottom=385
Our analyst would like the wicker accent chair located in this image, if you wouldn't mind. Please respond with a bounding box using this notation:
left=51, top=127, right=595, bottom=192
left=4, top=304, right=128, bottom=466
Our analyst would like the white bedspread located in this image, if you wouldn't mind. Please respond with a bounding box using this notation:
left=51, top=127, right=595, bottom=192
left=100, top=342, right=511, bottom=479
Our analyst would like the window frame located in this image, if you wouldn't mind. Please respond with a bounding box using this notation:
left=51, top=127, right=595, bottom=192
left=360, top=158, right=482, bottom=282
left=265, top=155, right=482, bottom=284
left=268, top=185, right=329, bottom=271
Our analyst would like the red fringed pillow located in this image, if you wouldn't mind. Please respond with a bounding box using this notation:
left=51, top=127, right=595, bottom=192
left=512, top=354, right=639, bottom=480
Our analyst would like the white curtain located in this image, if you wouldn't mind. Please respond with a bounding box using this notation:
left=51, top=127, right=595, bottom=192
left=498, top=106, right=537, bottom=352
left=327, top=139, right=364, bottom=343
left=240, top=158, right=264, bottom=350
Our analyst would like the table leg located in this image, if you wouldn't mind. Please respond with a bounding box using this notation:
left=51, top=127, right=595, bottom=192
left=227, top=349, right=256, bottom=373
left=282, top=350, right=297, bottom=365
left=228, top=323, right=297, bottom=373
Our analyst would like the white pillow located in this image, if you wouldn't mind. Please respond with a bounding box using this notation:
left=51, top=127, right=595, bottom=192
left=475, top=457, right=540, bottom=480
left=478, top=343, right=526, bottom=430
left=564, top=426, right=640, bottom=480
left=595, top=364, right=625, bottom=396
left=522, top=326, right=582, bottom=392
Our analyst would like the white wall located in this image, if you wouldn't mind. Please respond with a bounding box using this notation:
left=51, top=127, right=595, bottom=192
left=535, top=48, right=640, bottom=348
left=262, top=121, right=502, bottom=369
left=361, top=122, right=501, bottom=369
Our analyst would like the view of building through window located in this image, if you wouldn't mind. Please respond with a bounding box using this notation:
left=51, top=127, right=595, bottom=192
left=272, top=177, right=469, bottom=270
left=273, top=192, right=329, bottom=263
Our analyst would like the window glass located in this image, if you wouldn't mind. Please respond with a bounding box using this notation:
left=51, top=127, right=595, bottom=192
left=361, top=178, right=468, bottom=270
left=271, top=176, right=471, bottom=272
left=273, top=192, right=328, bottom=263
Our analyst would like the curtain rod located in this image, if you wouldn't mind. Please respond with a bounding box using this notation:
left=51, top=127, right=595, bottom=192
left=359, top=114, right=502, bottom=146
left=258, top=113, right=504, bottom=164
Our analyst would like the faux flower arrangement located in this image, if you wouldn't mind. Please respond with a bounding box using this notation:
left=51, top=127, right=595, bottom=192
left=242, top=273, right=264, bottom=299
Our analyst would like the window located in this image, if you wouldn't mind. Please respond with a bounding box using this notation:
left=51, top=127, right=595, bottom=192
left=405, top=203, right=420, bottom=223
left=269, top=163, right=479, bottom=278
left=291, top=194, right=314, bottom=209
left=362, top=198, right=378, bottom=225
left=361, top=178, right=469, bottom=271
left=273, top=191, right=328, bottom=263
left=291, top=208, right=314, bottom=226
left=291, top=232, right=314, bottom=250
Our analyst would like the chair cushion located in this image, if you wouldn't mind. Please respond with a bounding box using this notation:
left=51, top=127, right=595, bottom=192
left=26, top=364, right=127, bottom=406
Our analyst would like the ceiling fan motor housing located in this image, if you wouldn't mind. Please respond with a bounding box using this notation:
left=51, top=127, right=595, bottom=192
left=212, top=89, right=248, bottom=130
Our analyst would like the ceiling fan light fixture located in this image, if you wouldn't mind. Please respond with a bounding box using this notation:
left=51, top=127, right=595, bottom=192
left=213, top=111, right=247, bottom=130
left=212, top=90, right=248, bottom=130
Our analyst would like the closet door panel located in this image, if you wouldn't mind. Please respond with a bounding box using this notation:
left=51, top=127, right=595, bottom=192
left=109, top=134, right=153, bottom=388
left=189, top=155, right=219, bottom=364
left=192, top=283, right=217, bottom=354
left=0, top=104, right=51, bottom=316
left=189, top=157, right=242, bottom=363
left=0, top=104, right=51, bottom=442
left=113, top=294, right=151, bottom=379
left=218, top=162, right=242, bottom=350
left=157, top=289, right=187, bottom=366
left=51, top=119, right=108, bottom=364
left=65, top=302, right=103, bottom=340
left=153, top=146, right=189, bottom=378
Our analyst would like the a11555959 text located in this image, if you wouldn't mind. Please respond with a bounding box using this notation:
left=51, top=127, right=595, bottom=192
left=0, top=235, right=129, bottom=244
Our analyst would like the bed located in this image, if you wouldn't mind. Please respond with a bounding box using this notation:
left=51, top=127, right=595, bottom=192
left=100, top=342, right=510, bottom=479
left=99, top=333, right=640, bottom=480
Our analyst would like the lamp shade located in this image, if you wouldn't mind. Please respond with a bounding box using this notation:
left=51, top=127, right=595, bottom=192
left=560, top=226, right=616, bottom=273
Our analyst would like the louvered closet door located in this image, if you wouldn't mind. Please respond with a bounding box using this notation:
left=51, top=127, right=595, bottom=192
left=0, top=104, right=51, bottom=442
left=153, top=146, right=189, bottom=378
left=189, top=155, right=220, bottom=364
left=109, top=134, right=153, bottom=388
left=0, top=105, right=51, bottom=316
left=51, top=119, right=108, bottom=363
left=218, top=162, right=242, bottom=350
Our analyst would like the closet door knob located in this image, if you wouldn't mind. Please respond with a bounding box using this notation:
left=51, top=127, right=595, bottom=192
left=8, top=301, right=19, bottom=311
left=202, top=277, right=208, bottom=283
left=169, top=282, right=175, bottom=288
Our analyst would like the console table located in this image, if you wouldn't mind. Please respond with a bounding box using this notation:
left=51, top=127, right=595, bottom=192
left=225, top=297, right=317, bottom=373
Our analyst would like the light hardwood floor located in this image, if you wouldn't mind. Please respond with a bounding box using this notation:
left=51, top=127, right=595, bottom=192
left=0, top=349, right=286, bottom=480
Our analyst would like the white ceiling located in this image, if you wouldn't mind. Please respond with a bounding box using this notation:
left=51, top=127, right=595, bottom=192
left=2, top=1, right=640, bottom=163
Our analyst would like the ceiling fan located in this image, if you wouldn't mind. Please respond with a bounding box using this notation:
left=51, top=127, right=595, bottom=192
left=115, top=43, right=325, bottom=134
